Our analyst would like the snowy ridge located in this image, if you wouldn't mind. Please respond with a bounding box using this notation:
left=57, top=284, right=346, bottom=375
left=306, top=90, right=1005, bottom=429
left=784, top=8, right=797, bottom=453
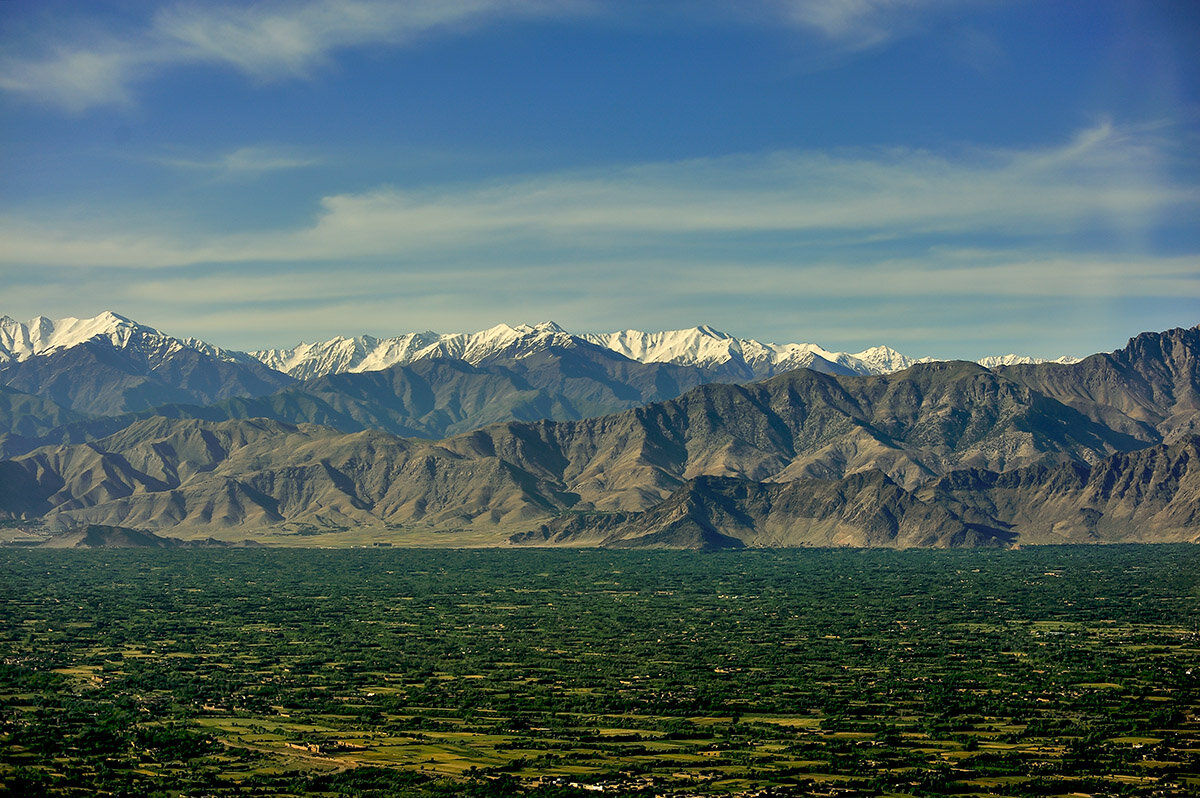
left=580, top=326, right=861, bottom=379
left=977, top=353, right=1081, bottom=368
left=0, top=311, right=254, bottom=365
left=252, top=321, right=1076, bottom=380
left=1, top=312, right=1080, bottom=379
left=258, top=323, right=880, bottom=381
left=251, top=322, right=579, bottom=380
left=582, top=328, right=948, bottom=378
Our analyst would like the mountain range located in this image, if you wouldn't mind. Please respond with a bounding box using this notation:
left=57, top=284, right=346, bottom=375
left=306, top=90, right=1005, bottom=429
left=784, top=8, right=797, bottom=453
left=251, top=319, right=1079, bottom=380
left=0, top=312, right=1193, bottom=549
left=2, top=312, right=1077, bottom=387
left=0, top=312, right=294, bottom=417
left=0, top=311, right=1080, bottom=444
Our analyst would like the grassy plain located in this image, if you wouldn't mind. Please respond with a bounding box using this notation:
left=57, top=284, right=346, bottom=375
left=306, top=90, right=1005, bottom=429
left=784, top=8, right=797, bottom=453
left=1, top=545, right=1198, bottom=796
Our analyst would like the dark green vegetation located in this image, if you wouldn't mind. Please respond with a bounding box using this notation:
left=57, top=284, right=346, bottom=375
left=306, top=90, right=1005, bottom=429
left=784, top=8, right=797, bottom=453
left=2, top=546, right=1198, bottom=796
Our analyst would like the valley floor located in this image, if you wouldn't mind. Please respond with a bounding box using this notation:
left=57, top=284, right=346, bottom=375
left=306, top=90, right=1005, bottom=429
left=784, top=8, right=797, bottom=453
left=1, top=546, right=1198, bottom=796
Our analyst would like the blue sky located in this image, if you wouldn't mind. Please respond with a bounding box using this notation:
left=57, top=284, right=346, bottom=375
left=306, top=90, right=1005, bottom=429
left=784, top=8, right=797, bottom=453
left=1, top=0, right=1197, bottom=359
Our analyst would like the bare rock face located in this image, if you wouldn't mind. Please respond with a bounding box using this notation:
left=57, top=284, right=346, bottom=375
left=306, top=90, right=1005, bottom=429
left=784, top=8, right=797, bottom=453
left=0, top=416, right=581, bottom=532
left=0, top=326, right=1197, bottom=547
left=922, top=436, right=1200, bottom=544
left=144, top=340, right=731, bottom=440
left=526, top=472, right=1013, bottom=550
left=517, top=436, right=1200, bottom=550
left=999, top=326, right=1200, bottom=444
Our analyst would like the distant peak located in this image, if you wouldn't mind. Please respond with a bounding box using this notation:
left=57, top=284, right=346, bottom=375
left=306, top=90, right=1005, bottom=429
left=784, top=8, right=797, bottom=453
left=853, top=344, right=904, bottom=357
left=0, top=310, right=253, bottom=365
left=490, top=321, right=569, bottom=338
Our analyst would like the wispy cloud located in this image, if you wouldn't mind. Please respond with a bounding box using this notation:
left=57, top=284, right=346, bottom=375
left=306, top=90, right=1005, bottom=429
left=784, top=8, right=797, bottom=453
left=153, top=0, right=582, bottom=79
left=0, top=0, right=1002, bottom=111
left=1, top=0, right=1001, bottom=112
left=105, top=252, right=1198, bottom=313
left=8, top=247, right=1195, bottom=357
left=0, top=42, right=148, bottom=112
left=0, top=0, right=585, bottom=111
left=3, top=119, right=1196, bottom=354
left=768, top=0, right=981, bottom=49
left=0, top=121, right=1190, bottom=269
left=152, top=146, right=320, bottom=179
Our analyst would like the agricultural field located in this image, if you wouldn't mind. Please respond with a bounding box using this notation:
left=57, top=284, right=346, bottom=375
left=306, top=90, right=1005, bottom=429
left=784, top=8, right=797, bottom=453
left=1, top=545, right=1198, bottom=796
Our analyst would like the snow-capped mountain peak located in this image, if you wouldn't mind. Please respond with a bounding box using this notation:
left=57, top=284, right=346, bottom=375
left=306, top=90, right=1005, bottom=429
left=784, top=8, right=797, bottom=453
left=251, top=321, right=584, bottom=378
left=524, top=321, right=568, bottom=334
left=580, top=325, right=744, bottom=368
left=3, top=312, right=1080, bottom=382
left=578, top=326, right=881, bottom=379
left=0, top=311, right=252, bottom=366
left=850, top=345, right=936, bottom=375
left=247, top=321, right=1080, bottom=381
left=976, top=353, right=1081, bottom=368
left=0, top=311, right=136, bottom=361
left=0, top=311, right=153, bottom=362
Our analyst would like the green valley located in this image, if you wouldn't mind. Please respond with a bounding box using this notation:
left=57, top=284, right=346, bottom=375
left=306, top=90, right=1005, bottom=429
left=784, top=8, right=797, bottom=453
left=1, top=546, right=1197, bottom=796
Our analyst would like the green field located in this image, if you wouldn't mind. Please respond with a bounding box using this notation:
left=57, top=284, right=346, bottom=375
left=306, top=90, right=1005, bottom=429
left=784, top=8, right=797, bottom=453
left=1, top=546, right=1198, bottom=796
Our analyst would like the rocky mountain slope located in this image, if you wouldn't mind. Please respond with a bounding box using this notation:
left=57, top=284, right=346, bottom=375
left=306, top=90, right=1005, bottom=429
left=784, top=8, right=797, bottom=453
left=999, top=326, right=1200, bottom=444
left=0, top=327, right=1191, bottom=542
left=142, top=331, right=734, bottom=439
left=0, top=322, right=1192, bottom=548
left=0, top=330, right=746, bottom=456
left=518, top=436, right=1200, bottom=549
left=0, top=311, right=1082, bottom=437
left=0, top=416, right=566, bottom=531
left=0, top=385, right=85, bottom=439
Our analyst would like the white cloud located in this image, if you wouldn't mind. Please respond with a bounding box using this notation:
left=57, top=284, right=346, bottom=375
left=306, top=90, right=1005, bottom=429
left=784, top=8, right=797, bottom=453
left=0, top=222, right=200, bottom=270
left=0, top=0, right=996, bottom=111
left=682, top=251, right=1200, bottom=300
left=112, top=251, right=1198, bottom=310
left=0, top=0, right=585, bottom=111
left=152, top=146, right=320, bottom=178
left=0, top=43, right=147, bottom=112
left=2, top=120, right=1195, bottom=355
left=153, top=0, right=578, bottom=79
left=7, top=246, right=1195, bottom=357
left=0, top=121, right=1191, bottom=269
left=769, top=0, right=980, bottom=49
left=297, top=122, right=1190, bottom=255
